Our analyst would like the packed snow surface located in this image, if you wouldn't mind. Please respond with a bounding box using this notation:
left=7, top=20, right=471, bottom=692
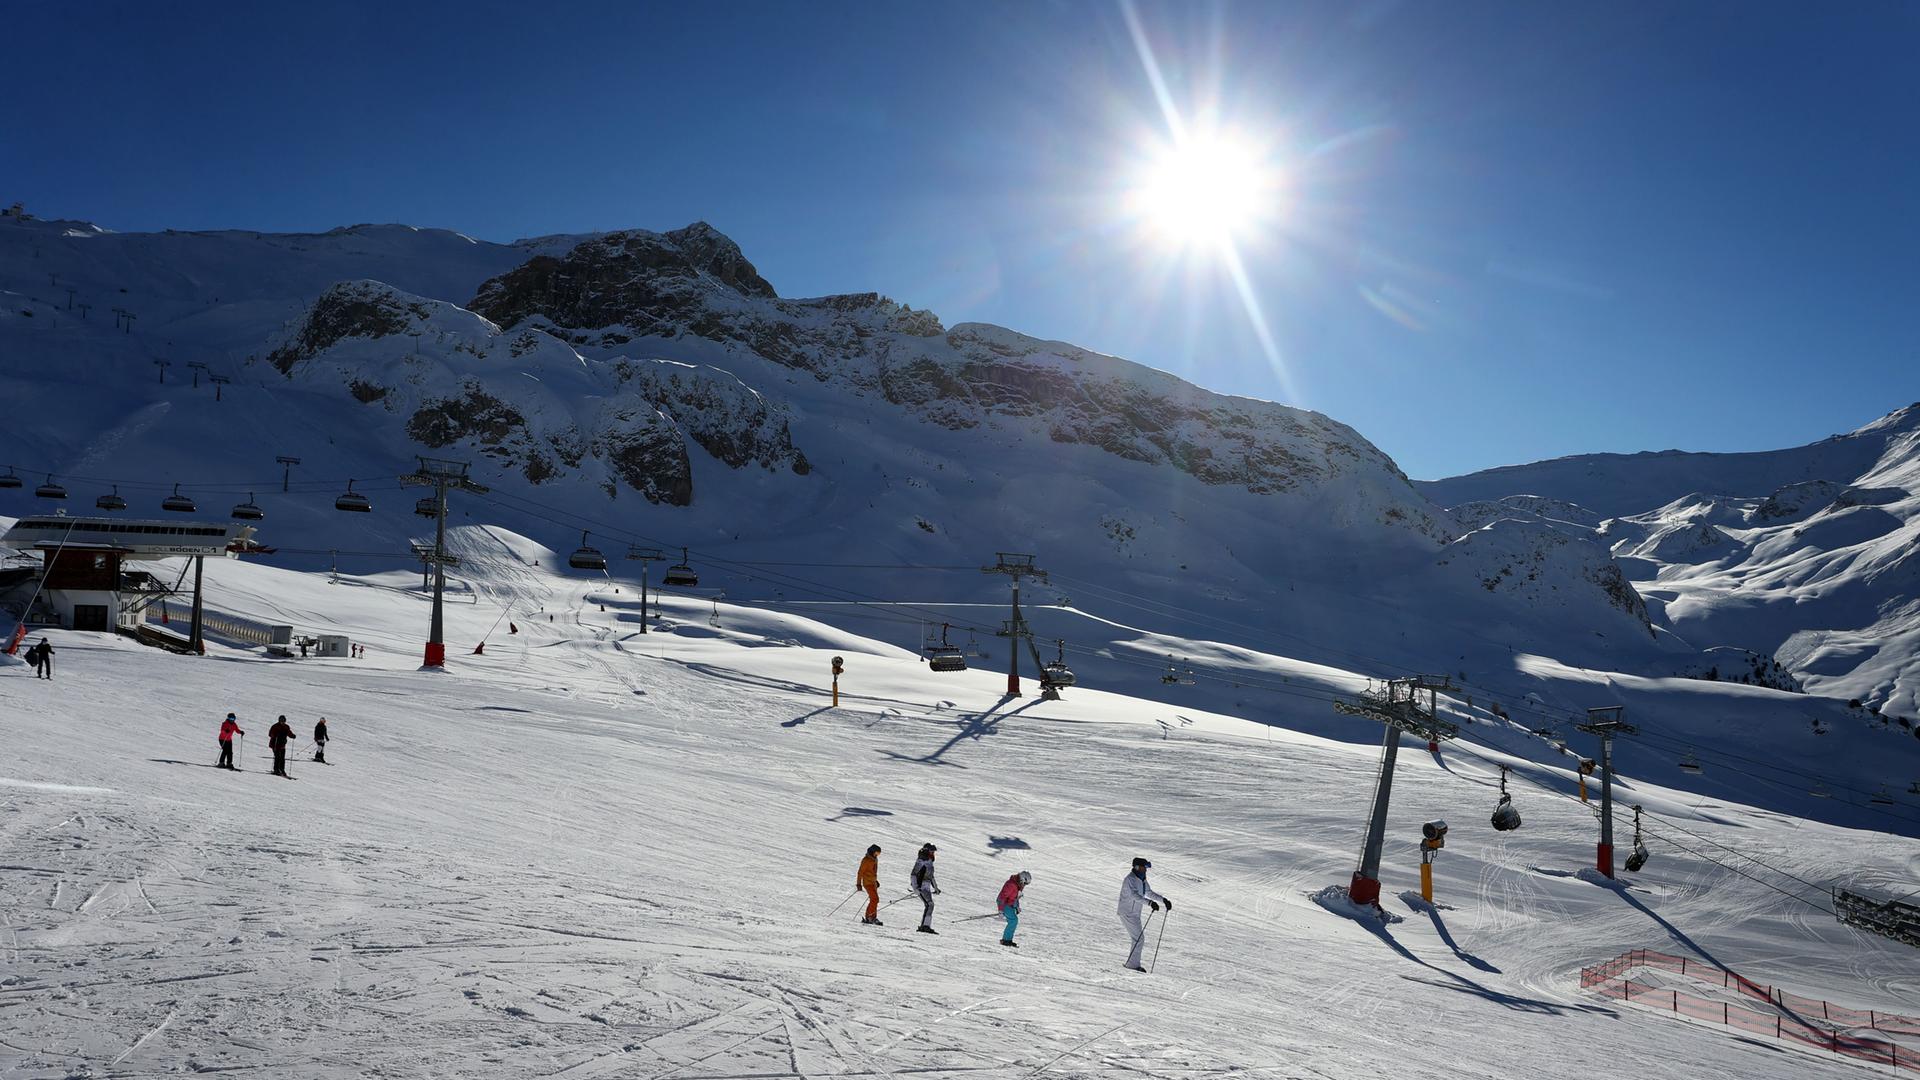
left=3, top=546, right=1916, bottom=1079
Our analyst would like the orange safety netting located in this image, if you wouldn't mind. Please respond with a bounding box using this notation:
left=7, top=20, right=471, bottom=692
left=1580, top=949, right=1920, bottom=1072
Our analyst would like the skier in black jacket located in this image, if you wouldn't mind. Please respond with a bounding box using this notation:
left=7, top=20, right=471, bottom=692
left=268, top=715, right=295, bottom=777
left=312, top=717, right=329, bottom=763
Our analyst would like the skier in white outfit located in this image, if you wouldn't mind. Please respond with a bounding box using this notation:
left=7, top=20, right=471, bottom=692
left=1117, top=856, right=1170, bottom=971
left=911, top=843, right=941, bottom=934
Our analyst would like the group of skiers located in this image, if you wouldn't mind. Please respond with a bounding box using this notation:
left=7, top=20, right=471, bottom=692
left=218, top=712, right=329, bottom=777
left=854, top=847, right=1171, bottom=971
left=20, top=637, right=54, bottom=679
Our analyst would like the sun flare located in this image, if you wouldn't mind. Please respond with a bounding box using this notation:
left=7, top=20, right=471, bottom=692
left=1129, top=131, right=1280, bottom=248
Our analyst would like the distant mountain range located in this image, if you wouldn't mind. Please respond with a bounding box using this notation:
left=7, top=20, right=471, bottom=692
left=3, top=210, right=1917, bottom=799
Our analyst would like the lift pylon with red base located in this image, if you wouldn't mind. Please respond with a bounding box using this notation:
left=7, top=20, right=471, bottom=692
left=1333, top=676, right=1458, bottom=908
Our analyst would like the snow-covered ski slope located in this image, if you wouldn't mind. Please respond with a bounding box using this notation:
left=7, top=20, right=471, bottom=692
left=3, top=542, right=1917, bottom=1078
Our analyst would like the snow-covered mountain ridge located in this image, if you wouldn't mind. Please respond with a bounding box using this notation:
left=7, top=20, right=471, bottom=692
left=1424, top=404, right=1920, bottom=715
left=8, top=207, right=1911, bottom=783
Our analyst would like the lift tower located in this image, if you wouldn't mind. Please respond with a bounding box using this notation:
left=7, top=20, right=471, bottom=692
left=982, top=553, right=1046, bottom=697
left=1576, top=706, right=1634, bottom=877
left=1332, top=676, right=1458, bottom=908
left=400, top=457, right=487, bottom=668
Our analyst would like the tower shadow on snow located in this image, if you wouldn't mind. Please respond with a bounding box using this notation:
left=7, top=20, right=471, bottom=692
left=876, top=695, right=1042, bottom=767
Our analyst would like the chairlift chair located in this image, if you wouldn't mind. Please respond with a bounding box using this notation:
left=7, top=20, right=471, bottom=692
left=661, top=547, right=698, bottom=587
left=414, top=497, right=439, bottom=518
left=1490, top=765, right=1523, bottom=832
left=1810, top=781, right=1832, bottom=798
left=962, top=630, right=985, bottom=658
left=231, top=494, right=265, bottom=521
left=568, top=532, right=608, bottom=572
left=1677, top=752, right=1703, bottom=774
left=1871, top=785, right=1895, bottom=806
left=34, top=475, right=67, bottom=500
left=334, top=480, right=373, bottom=513
left=160, top=483, right=197, bottom=513
left=1624, top=805, right=1650, bottom=872
left=925, top=623, right=967, bottom=672
left=1041, top=639, right=1075, bottom=689
left=0, top=468, right=21, bottom=489
left=1910, top=781, right=1920, bottom=796
left=95, top=486, right=127, bottom=511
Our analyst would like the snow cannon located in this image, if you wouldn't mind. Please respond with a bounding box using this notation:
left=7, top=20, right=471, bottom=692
left=1417, top=820, right=1449, bottom=903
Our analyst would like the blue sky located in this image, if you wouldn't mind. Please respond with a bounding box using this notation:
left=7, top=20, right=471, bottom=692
left=5, top=1, right=1916, bottom=478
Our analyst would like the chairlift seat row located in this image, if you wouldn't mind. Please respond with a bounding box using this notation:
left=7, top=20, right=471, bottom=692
left=35, top=475, right=67, bottom=499
left=568, top=531, right=608, bottom=572
left=96, top=486, right=127, bottom=511
left=414, top=497, right=439, bottom=518
left=161, top=483, right=197, bottom=513
left=231, top=494, right=265, bottom=521
left=335, top=480, right=372, bottom=513
left=0, top=469, right=21, bottom=489
left=661, top=547, right=698, bottom=587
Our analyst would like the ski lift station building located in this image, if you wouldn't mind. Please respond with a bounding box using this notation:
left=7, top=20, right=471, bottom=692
left=0, top=515, right=241, bottom=633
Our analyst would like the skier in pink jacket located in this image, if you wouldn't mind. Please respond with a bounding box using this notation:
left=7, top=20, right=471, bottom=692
left=217, top=713, right=245, bottom=771
left=996, top=871, right=1030, bottom=947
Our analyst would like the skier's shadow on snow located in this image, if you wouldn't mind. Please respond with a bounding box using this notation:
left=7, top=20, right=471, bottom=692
left=148, top=758, right=225, bottom=770
left=878, top=696, right=1041, bottom=767
left=987, top=836, right=1031, bottom=856
left=826, top=807, right=894, bottom=822
left=783, top=707, right=833, bottom=728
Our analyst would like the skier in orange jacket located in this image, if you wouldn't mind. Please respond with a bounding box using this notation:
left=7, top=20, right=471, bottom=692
left=856, top=845, right=882, bottom=924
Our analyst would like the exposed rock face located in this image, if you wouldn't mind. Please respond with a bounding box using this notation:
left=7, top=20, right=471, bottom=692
left=258, top=280, right=806, bottom=507
left=468, top=224, right=775, bottom=339
left=612, top=359, right=809, bottom=475
left=266, top=281, right=427, bottom=375
left=467, top=227, right=1444, bottom=537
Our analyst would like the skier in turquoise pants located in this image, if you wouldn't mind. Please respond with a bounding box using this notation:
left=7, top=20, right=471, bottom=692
left=997, top=871, right=1030, bottom=947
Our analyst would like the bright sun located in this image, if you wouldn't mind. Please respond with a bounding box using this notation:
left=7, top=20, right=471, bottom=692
left=1129, top=131, right=1280, bottom=249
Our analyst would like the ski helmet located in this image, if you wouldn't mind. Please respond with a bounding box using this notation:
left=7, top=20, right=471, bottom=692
left=866, top=844, right=881, bottom=854
left=1131, top=857, right=1151, bottom=870
left=1018, top=871, right=1032, bottom=885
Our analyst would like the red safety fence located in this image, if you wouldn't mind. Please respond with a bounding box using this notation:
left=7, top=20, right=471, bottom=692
left=1581, top=949, right=1920, bottom=1072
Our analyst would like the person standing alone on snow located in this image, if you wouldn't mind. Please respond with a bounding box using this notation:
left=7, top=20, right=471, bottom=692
left=217, top=712, right=244, bottom=770
left=911, top=844, right=941, bottom=934
left=856, top=844, right=882, bottom=925
left=268, top=715, right=295, bottom=777
left=997, top=871, right=1030, bottom=947
left=29, top=638, right=53, bottom=679
left=1118, top=857, right=1170, bottom=971
left=312, top=717, right=329, bottom=763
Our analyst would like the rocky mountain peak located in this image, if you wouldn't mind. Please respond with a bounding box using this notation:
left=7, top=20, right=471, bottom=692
left=662, top=222, right=775, bottom=298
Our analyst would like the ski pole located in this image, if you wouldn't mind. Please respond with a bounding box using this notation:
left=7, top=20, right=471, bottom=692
left=1149, top=910, right=1169, bottom=972
left=955, top=912, right=1002, bottom=923
left=879, top=892, right=917, bottom=910
left=826, top=890, right=860, bottom=919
